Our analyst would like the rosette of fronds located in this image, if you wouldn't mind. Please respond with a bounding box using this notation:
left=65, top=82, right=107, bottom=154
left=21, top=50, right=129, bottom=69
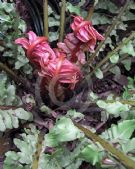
left=15, top=14, right=104, bottom=104
left=1, top=1, right=135, bottom=169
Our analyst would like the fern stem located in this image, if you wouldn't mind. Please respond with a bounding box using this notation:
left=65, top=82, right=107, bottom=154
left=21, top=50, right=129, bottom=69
left=0, top=105, right=23, bottom=110
left=87, top=0, right=130, bottom=65
left=32, top=131, right=45, bottom=169
left=59, top=0, right=66, bottom=42
left=74, top=122, right=135, bottom=169
left=89, top=31, right=135, bottom=76
left=48, top=76, right=64, bottom=106
left=0, top=62, right=33, bottom=93
left=85, top=3, right=95, bottom=20
left=0, top=62, right=20, bottom=82
left=103, top=54, right=128, bottom=73
left=106, top=99, right=135, bottom=106
left=43, top=0, right=48, bottom=37
left=13, top=13, right=20, bottom=57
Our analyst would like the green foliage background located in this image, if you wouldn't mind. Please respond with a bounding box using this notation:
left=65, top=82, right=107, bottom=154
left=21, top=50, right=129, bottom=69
left=0, top=0, right=135, bottom=169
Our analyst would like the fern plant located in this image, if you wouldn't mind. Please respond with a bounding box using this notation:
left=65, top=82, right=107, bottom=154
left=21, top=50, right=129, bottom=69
left=1, top=0, right=135, bottom=169
left=3, top=118, right=135, bottom=169
left=0, top=0, right=32, bottom=74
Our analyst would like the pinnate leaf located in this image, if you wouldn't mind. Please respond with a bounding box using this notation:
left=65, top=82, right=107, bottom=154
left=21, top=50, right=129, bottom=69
left=0, top=108, right=33, bottom=131
left=80, top=145, right=101, bottom=165
left=102, top=120, right=135, bottom=140
left=45, top=117, right=83, bottom=147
